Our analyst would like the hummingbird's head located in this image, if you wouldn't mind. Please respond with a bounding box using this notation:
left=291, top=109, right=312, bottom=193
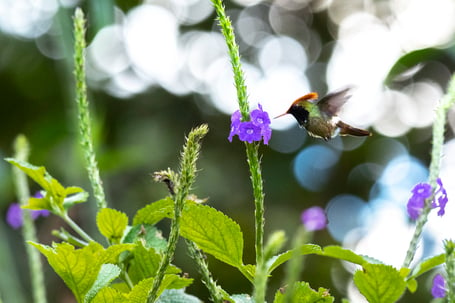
left=274, top=92, right=318, bottom=126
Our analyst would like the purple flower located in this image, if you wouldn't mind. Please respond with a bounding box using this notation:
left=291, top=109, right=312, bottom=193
left=5, top=192, right=50, bottom=229
left=406, top=178, right=448, bottom=220
left=6, top=203, right=23, bottom=229
left=261, top=126, right=272, bottom=145
left=411, top=183, right=432, bottom=198
left=238, top=122, right=262, bottom=143
left=301, top=206, right=327, bottom=231
left=407, top=183, right=431, bottom=220
left=431, top=274, right=446, bottom=298
left=228, top=110, right=241, bottom=142
left=228, top=104, right=272, bottom=144
left=250, top=104, right=271, bottom=128
left=407, top=195, right=426, bottom=220
left=434, top=178, right=448, bottom=216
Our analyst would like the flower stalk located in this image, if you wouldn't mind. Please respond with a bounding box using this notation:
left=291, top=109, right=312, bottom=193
left=445, top=240, right=455, bottom=302
left=402, top=73, right=455, bottom=268
left=185, top=239, right=226, bottom=302
left=73, top=8, right=107, bottom=209
left=148, top=125, right=209, bottom=302
left=11, top=135, right=47, bottom=303
left=211, top=1, right=269, bottom=301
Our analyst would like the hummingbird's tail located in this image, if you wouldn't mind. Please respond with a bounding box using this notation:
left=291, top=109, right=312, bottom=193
left=336, top=121, right=371, bottom=137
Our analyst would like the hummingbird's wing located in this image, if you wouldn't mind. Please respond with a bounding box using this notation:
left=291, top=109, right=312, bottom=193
left=317, top=87, right=352, bottom=116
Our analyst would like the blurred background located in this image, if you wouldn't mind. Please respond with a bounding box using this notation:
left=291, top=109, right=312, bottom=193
left=1, top=0, right=455, bottom=302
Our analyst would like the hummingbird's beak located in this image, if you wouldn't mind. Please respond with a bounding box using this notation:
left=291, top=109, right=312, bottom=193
left=274, top=112, right=288, bottom=119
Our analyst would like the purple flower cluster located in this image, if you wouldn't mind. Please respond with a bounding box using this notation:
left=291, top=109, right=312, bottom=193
left=407, top=178, right=448, bottom=220
left=301, top=206, right=327, bottom=231
left=228, top=104, right=272, bottom=144
left=6, top=192, right=50, bottom=229
left=431, top=274, right=446, bottom=298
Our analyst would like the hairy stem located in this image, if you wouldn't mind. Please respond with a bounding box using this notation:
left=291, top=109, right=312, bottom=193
left=186, top=240, right=226, bottom=302
left=12, top=135, right=47, bottom=303
left=73, top=8, right=107, bottom=209
left=402, top=73, right=455, bottom=268
left=211, top=1, right=268, bottom=301
left=444, top=240, right=455, bottom=302
left=147, top=125, right=209, bottom=302
left=210, top=0, right=249, bottom=119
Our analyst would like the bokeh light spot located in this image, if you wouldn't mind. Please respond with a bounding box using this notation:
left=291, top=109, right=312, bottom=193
left=326, top=194, right=369, bottom=242
left=293, top=145, right=340, bottom=191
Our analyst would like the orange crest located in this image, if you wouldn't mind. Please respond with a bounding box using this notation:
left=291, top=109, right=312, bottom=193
left=291, top=92, right=318, bottom=106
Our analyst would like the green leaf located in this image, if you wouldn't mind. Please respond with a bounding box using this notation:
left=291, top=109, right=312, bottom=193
left=126, top=275, right=193, bottom=303
left=30, top=241, right=134, bottom=302
left=6, top=158, right=64, bottom=194
left=84, top=264, right=121, bottom=303
left=92, top=287, right=125, bottom=303
left=353, top=263, right=406, bottom=303
left=101, top=244, right=135, bottom=264
left=385, top=48, right=452, bottom=85
left=180, top=202, right=244, bottom=268
left=409, top=253, right=445, bottom=279
left=123, top=224, right=167, bottom=252
left=97, top=208, right=129, bottom=242
left=127, top=242, right=180, bottom=284
left=267, top=244, right=322, bottom=274
left=133, top=198, right=174, bottom=225
left=127, top=278, right=154, bottom=303
left=158, top=274, right=193, bottom=294
left=27, top=193, right=52, bottom=210
left=6, top=158, right=87, bottom=213
left=273, top=282, right=334, bottom=303
left=318, top=245, right=369, bottom=265
left=238, top=264, right=255, bottom=283
left=157, top=289, right=201, bottom=303
left=30, top=242, right=104, bottom=302
left=63, top=190, right=89, bottom=210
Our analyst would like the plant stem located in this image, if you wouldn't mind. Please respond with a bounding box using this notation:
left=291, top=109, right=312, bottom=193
left=402, top=73, right=455, bottom=268
left=62, top=213, right=95, bottom=243
left=283, top=227, right=308, bottom=303
left=246, top=143, right=265, bottom=264
left=444, top=240, right=455, bottom=302
left=210, top=0, right=249, bottom=119
left=73, top=8, right=107, bottom=209
left=186, top=240, right=226, bottom=302
left=12, top=135, right=47, bottom=303
left=147, top=125, right=209, bottom=302
left=51, top=229, right=88, bottom=247
left=210, top=0, right=268, bottom=300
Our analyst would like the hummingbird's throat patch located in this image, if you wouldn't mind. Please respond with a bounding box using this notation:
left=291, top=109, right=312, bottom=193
left=288, top=105, right=309, bottom=127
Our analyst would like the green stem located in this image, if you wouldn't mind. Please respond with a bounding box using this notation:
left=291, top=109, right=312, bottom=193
left=51, top=229, right=88, bottom=247
left=12, top=135, right=47, bottom=303
left=62, top=213, right=95, bottom=243
left=402, top=73, right=455, bottom=268
left=185, top=240, right=226, bottom=302
left=147, top=125, right=209, bottom=302
left=444, top=240, right=455, bottom=302
left=73, top=8, right=107, bottom=209
left=210, top=0, right=249, bottom=118
left=283, top=227, right=308, bottom=303
left=210, top=0, right=268, bottom=301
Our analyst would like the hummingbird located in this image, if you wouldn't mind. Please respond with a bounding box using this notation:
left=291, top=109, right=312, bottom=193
left=274, top=88, right=371, bottom=141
